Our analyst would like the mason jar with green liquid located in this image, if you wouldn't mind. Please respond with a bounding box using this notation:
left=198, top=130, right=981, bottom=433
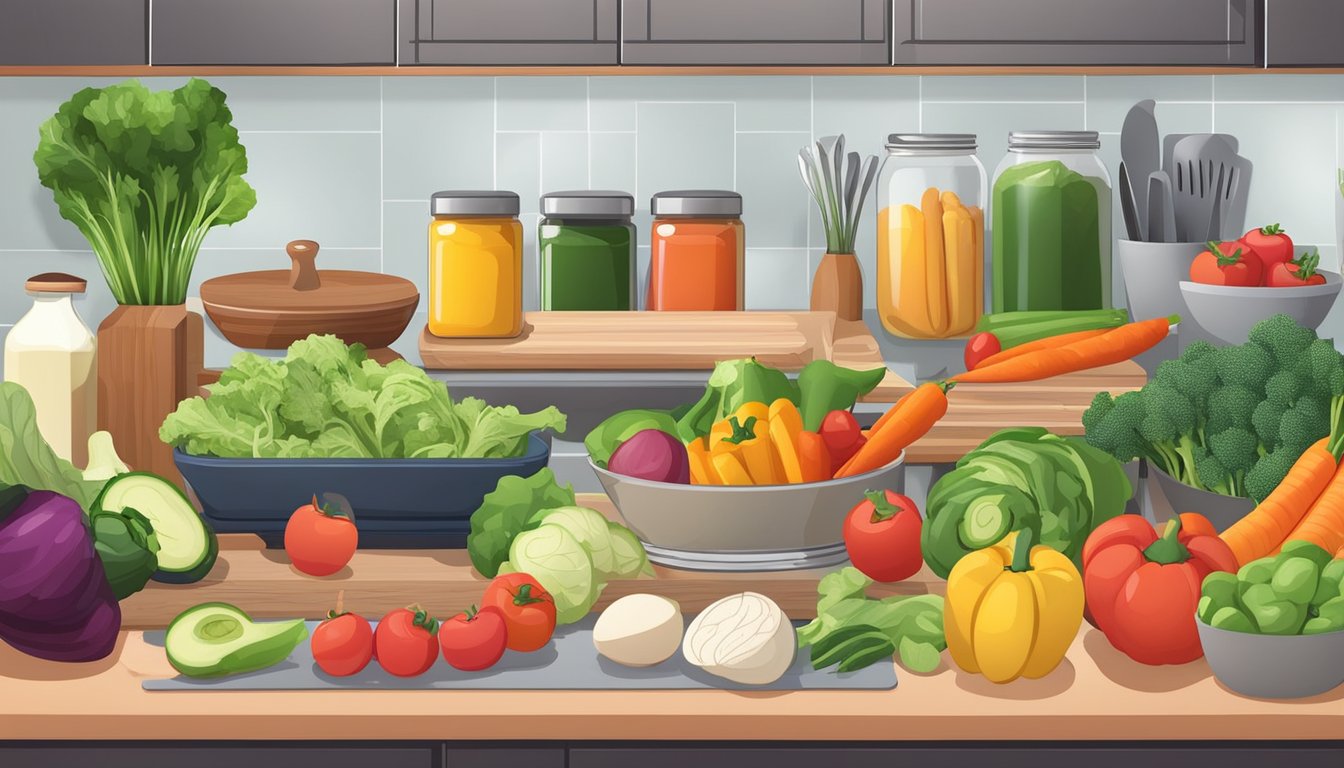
left=991, top=131, right=1112, bottom=312
left=538, top=190, right=637, bottom=311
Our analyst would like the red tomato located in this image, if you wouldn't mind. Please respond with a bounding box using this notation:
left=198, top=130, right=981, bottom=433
left=311, top=611, right=374, bottom=677
left=820, top=410, right=866, bottom=474
left=439, top=605, right=508, bottom=671
left=481, top=574, right=557, bottom=652
left=374, top=607, right=440, bottom=677
left=1241, top=223, right=1294, bottom=272
left=842, top=489, right=923, bottom=583
left=963, top=332, right=1002, bottom=371
left=1266, top=249, right=1327, bottom=287
left=1189, top=240, right=1262, bottom=287
left=284, top=495, right=358, bottom=577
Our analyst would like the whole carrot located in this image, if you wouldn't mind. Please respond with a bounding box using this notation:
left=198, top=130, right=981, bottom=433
left=797, top=431, right=832, bottom=484
left=969, top=328, right=1109, bottom=370
left=1279, top=428, right=1344, bottom=556
left=1221, top=437, right=1335, bottom=566
left=835, top=381, right=951, bottom=478
left=951, top=315, right=1176, bottom=384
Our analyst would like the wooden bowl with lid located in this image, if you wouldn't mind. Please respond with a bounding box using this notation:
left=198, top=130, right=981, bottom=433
left=200, top=240, right=419, bottom=361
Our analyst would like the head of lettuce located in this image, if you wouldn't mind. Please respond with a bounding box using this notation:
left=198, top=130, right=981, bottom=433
left=34, top=78, right=256, bottom=306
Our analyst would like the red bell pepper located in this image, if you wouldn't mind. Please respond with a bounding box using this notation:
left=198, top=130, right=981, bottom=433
left=1081, top=513, right=1238, bottom=665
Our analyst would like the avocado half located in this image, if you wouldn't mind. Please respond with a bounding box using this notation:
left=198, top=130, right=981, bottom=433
left=165, top=602, right=308, bottom=678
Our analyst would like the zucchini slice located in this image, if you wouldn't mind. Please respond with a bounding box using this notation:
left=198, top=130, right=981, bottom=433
left=94, top=472, right=218, bottom=584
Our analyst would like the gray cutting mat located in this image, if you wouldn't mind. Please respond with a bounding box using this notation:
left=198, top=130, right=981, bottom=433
left=141, top=618, right=897, bottom=692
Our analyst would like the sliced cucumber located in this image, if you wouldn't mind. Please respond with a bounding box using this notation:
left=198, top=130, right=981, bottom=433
left=94, top=472, right=218, bottom=584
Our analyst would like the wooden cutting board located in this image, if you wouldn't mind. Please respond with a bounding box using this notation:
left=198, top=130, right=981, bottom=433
left=420, top=311, right=840, bottom=371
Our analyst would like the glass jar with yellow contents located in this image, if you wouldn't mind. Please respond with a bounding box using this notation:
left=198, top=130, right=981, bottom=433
left=427, top=190, right=523, bottom=338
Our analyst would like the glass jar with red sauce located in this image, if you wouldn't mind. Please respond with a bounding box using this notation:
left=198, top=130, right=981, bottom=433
left=647, top=190, right=744, bottom=311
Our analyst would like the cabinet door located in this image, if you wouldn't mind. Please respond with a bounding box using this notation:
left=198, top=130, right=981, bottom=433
left=0, top=746, right=435, bottom=768
left=893, top=0, right=1260, bottom=66
left=151, top=0, right=396, bottom=65
left=1265, top=0, right=1344, bottom=66
left=400, top=0, right=618, bottom=65
left=620, top=0, right=889, bottom=65
left=0, top=0, right=146, bottom=65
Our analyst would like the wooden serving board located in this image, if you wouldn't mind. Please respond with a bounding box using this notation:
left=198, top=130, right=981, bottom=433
left=420, top=311, right=839, bottom=371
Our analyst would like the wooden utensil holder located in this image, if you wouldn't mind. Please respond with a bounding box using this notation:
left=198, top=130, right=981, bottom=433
left=97, top=305, right=203, bottom=489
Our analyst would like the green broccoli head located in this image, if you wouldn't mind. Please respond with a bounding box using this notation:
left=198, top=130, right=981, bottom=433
left=1248, top=314, right=1318, bottom=370
left=1208, top=426, right=1260, bottom=496
left=1278, top=395, right=1330, bottom=454
left=1194, top=448, right=1234, bottom=496
left=1154, top=356, right=1218, bottom=409
left=1264, top=369, right=1304, bottom=407
left=1083, top=390, right=1152, bottom=465
left=1245, top=446, right=1301, bottom=503
left=1214, top=343, right=1274, bottom=394
left=1304, top=338, right=1344, bottom=400
left=1207, top=384, right=1259, bottom=436
left=1252, top=399, right=1289, bottom=449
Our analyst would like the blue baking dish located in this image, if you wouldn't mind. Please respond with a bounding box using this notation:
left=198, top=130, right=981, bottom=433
left=174, top=433, right=551, bottom=549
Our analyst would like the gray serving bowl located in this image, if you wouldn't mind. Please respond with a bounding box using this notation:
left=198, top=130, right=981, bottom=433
left=592, top=453, right=906, bottom=572
left=1179, top=271, right=1342, bottom=345
left=1197, top=618, right=1344, bottom=699
left=1149, top=464, right=1255, bottom=532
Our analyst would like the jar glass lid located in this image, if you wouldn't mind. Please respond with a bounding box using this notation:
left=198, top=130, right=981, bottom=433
left=430, top=190, right=520, bottom=216
left=541, top=190, right=635, bottom=218
left=1008, top=131, right=1101, bottom=150
left=885, top=133, right=978, bottom=151
left=651, top=190, right=742, bottom=217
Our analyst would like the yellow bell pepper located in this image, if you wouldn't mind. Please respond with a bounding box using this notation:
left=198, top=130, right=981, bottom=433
left=767, top=398, right=805, bottom=484
left=710, top=401, right=769, bottom=445
left=944, top=528, right=1083, bottom=683
left=713, top=414, right=780, bottom=485
left=686, top=436, right=718, bottom=485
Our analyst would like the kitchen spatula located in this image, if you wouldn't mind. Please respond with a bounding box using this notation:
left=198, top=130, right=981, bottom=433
left=1171, top=135, right=1222, bottom=242
left=1147, top=170, right=1176, bottom=243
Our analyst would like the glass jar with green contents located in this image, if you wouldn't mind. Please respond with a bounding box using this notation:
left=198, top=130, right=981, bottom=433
left=991, top=131, right=1112, bottom=312
left=538, top=190, right=637, bottom=311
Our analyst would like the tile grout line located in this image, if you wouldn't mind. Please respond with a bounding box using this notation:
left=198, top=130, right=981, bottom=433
left=1082, top=75, right=1088, bottom=130
left=586, top=76, right=592, bottom=189
left=379, top=76, right=384, bottom=274
left=493, top=77, right=499, bottom=189
left=806, top=75, right=813, bottom=283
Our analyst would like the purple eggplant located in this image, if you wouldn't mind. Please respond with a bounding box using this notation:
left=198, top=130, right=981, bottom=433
left=0, top=488, right=121, bottom=662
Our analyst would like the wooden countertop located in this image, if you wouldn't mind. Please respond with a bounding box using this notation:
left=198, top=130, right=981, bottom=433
left=2, top=497, right=1338, bottom=742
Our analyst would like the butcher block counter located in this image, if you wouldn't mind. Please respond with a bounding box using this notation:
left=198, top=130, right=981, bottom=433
left=2, top=498, right=1340, bottom=749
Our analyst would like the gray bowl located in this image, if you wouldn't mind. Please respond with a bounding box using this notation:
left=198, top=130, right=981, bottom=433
left=1180, top=271, right=1342, bottom=345
left=1197, top=618, right=1344, bottom=699
left=592, top=454, right=906, bottom=572
left=1149, top=464, right=1255, bottom=532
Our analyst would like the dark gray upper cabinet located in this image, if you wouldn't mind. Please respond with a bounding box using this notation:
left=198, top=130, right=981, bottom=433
left=400, top=0, right=618, bottom=65
left=0, top=0, right=146, bottom=65
left=893, top=0, right=1261, bottom=66
left=620, top=0, right=890, bottom=65
left=1265, top=0, right=1344, bottom=66
left=151, top=0, right=396, bottom=65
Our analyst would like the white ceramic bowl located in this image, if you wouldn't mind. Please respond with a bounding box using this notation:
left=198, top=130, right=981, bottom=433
left=1197, top=618, right=1344, bottom=699
left=1179, top=271, right=1342, bottom=345
left=591, top=454, right=906, bottom=572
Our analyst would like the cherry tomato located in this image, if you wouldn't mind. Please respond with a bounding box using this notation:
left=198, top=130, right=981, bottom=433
left=374, top=607, right=440, bottom=677
left=1266, top=249, right=1327, bottom=287
left=311, top=611, right=374, bottom=677
left=963, top=331, right=1002, bottom=371
left=819, top=410, right=864, bottom=473
left=481, top=574, right=557, bottom=652
left=439, top=605, right=508, bottom=671
left=842, top=489, right=923, bottom=583
left=284, top=495, right=358, bottom=577
left=1189, top=240, right=1262, bottom=287
left=1241, top=223, right=1294, bottom=271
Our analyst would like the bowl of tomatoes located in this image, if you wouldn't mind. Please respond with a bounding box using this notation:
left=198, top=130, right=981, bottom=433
left=1179, top=225, right=1341, bottom=345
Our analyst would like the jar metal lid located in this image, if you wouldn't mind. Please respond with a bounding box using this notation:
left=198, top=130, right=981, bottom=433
left=885, top=133, right=978, bottom=151
left=430, top=190, right=520, bottom=216
left=1008, top=130, right=1101, bottom=150
left=651, top=190, right=742, bottom=217
left=541, top=190, right=635, bottom=218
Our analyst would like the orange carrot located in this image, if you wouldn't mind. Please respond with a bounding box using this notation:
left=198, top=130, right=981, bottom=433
left=797, top=431, right=832, bottom=484
left=970, top=328, right=1110, bottom=370
left=1281, top=452, right=1344, bottom=556
left=951, top=315, right=1175, bottom=384
left=834, top=381, right=950, bottom=478
left=1221, top=438, right=1335, bottom=566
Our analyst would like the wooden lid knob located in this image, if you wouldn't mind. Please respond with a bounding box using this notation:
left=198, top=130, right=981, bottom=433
left=26, top=272, right=87, bottom=293
left=287, top=240, right=321, bottom=291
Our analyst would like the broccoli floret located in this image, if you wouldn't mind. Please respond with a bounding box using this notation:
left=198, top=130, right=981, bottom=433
left=1206, top=384, right=1259, bottom=436
left=1208, top=426, right=1259, bottom=496
left=1138, top=383, right=1204, bottom=485
left=1214, top=343, right=1274, bottom=394
left=1194, top=448, right=1234, bottom=496
left=1252, top=399, right=1288, bottom=449
left=1264, top=369, right=1304, bottom=406
left=1180, top=339, right=1219, bottom=364
left=1245, top=446, right=1300, bottom=502
left=1083, top=390, right=1153, bottom=466
left=1154, top=356, right=1218, bottom=414
left=1279, top=394, right=1330, bottom=454
left=1248, top=313, right=1318, bottom=369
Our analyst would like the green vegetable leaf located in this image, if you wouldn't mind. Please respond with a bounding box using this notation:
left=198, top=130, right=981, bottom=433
left=529, top=506, right=616, bottom=576
left=467, top=468, right=576, bottom=578
left=0, top=382, right=104, bottom=511
left=796, top=360, right=886, bottom=432
left=675, top=358, right=798, bottom=441
left=898, top=636, right=943, bottom=674
left=509, top=524, right=599, bottom=625
left=797, top=566, right=948, bottom=675
left=89, top=507, right=159, bottom=600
